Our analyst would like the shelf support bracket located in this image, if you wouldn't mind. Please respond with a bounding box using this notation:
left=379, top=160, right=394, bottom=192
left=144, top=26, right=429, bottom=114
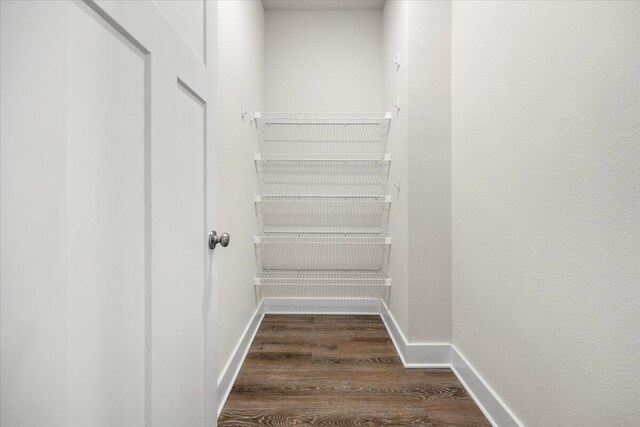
left=241, top=102, right=249, bottom=122
left=393, top=51, right=400, bottom=71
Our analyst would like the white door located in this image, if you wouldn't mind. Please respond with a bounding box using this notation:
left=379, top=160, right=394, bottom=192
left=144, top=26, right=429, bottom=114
left=1, top=1, right=219, bottom=426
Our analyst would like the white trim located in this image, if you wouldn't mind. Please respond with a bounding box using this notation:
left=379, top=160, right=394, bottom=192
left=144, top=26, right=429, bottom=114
left=216, top=307, right=264, bottom=417
left=451, top=345, right=523, bottom=427
left=261, top=297, right=384, bottom=314
left=380, top=307, right=521, bottom=426
left=380, top=307, right=451, bottom=368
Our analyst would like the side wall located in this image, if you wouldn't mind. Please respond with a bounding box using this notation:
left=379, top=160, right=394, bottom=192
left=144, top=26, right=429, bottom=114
left=383, top=0, right=452, bottom=343
left=216, top=0, right=264, bottom=379
left=265, top=9, right=382, bottom=112
left=452, top=1, right=640, bottom=425
left=407, top=0, right=452, bottom=342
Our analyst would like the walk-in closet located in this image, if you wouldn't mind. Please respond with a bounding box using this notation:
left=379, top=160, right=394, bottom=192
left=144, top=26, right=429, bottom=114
left=2, top=1, right=639, bottom=426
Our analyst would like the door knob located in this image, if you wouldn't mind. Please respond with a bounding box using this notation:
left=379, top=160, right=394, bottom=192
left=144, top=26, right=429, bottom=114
left=208, top=231, right=230, bottom=250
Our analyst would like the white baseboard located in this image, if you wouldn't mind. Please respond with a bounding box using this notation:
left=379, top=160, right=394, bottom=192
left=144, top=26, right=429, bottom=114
left=216, top=307, right=264, bottom=417
left=451, top=345, right=523, bottom=427
left=380, top=307, right=451, bottom=367
left=216, top=298, right=521, bottom=427
left=380, top=306, right=521, bottom=426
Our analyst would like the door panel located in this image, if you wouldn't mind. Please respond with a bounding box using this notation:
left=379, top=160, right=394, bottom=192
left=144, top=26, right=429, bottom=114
left=1, top=1, right=217, bottom=426
left=0, top=2, right=69, bottom=425
left=171, top=80, right=207, bottom=425
left=152, top=0, right=206, bottom=64
left=66, top=2, right=147, bottom=425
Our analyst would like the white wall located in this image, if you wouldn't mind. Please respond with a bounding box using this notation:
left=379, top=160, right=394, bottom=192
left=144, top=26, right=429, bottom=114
left=452, top=1, right=640, bottom=425
left=265, top=10, right=381, bottom=111
left=383, top=0, right=452, bottom=343
left=215, top=0, right=264, bottom=379
left=407, top=1, right=451, bottom=342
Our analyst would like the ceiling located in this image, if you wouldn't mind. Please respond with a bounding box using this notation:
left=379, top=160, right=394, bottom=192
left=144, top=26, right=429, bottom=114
left=262, top=0, right=386, bottom=11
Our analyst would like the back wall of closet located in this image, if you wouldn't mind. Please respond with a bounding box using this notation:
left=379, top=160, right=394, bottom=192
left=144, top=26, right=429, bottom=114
left=265, top=9, right=382, bottom=111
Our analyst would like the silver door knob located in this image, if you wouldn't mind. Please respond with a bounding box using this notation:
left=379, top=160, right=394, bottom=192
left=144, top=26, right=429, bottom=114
left=208, top=231, right=230, bottom=250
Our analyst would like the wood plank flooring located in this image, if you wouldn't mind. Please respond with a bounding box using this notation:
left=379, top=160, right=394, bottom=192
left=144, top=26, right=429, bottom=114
left=218, top=315, right=490, bottom=426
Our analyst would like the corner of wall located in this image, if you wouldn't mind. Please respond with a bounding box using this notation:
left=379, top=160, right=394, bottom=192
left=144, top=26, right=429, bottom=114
left=383, top=0, right=453, bottom=344
left=215, top=0, right=265, bottom=379
left=382, top=0, right=410, bottom=344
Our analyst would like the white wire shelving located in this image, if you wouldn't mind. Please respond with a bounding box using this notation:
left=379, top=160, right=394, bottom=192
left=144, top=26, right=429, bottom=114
left=255, top=153, right=391, bottom=162
left=254, top=232, right=391, bottom=271
left=252, top=269, right=391, bottom=303
left=254, top=231, right=392, bottom=244
left=254, top=284, right=390, bottom=302
left=255, top=112, right=392, bottom=123
left=254, top=112, right=392, bottom=156
left=252, top=112, right=393, bottom=304
left=254, top=195, right=392, bottom=234
left=254, top=269, right=391, bottom=286
left=255, top=154, right=391, bottom=196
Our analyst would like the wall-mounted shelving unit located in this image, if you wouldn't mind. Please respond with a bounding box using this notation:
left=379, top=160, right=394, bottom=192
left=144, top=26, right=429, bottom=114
left=254, top=195, right=392, bottom=234
left=252, top=112, right=393, bottom=307
left=255, top=112, right=391, bottom=155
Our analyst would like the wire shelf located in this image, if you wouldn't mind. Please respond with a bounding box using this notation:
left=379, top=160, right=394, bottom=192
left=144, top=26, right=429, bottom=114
left=255, top=284, right=391, bottom=303
left=254, top=269, right=391, bottom=286
left=254, top=232, right=391, bottom=272
left=255, top=195, right=392, bottom=201
left=255, top=112, right=392, bottom=124
left=255, top=155, right=391, bottom=196
left=255, top=112, right=392, bottom=155
left=255, top=154, right=391, bottom=162
left=255, top=195, right=391, bottom=234
left=254, top=232, right=392, bottom=244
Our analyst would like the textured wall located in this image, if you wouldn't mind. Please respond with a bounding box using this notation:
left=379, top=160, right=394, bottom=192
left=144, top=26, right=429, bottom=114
left=407, top=1, right=452, bottom=342
left=383, top=0, right=452, bottom=343
left=452, top=1, right=640, bottom=425
left=216, top=0, right=264, bottom=378
left=265, top=10, right=382, bottom=112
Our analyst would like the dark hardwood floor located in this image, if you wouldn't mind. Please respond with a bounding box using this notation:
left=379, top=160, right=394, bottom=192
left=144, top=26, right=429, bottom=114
left=218, top=314, right=490, bottom=426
